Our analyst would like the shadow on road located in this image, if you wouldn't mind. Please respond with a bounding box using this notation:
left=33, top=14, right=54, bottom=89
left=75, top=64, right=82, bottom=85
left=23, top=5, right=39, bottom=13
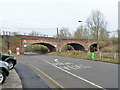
left=15, top=63, right=49, bottom=88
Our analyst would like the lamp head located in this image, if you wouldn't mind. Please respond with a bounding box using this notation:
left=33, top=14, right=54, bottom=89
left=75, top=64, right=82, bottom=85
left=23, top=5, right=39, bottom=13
left=78, top=21, right=82, bottom=22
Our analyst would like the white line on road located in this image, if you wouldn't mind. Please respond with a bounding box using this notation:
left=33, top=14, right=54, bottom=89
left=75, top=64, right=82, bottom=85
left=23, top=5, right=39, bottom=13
left=40, top=58, right=105, bottom=89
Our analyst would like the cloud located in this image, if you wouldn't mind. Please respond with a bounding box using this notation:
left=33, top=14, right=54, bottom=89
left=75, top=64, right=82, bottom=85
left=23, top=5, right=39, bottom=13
left=0, top=0, right=78, bottom=3
left=0, top=0, right=119, bottom=3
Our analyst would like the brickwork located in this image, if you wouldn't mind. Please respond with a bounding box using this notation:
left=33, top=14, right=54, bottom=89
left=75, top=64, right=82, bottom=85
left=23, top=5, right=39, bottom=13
left=18, top=35, right=97, bottom=52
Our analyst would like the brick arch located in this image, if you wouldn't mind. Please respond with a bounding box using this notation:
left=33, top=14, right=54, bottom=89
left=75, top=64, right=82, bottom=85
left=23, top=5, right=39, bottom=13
left=89, top=43, right=97, bottom=52
left=61, top=43, right=85, bottom=51
left=18, top=35, right=97, bottom=52
left=31, top=42, right=56, bottom=52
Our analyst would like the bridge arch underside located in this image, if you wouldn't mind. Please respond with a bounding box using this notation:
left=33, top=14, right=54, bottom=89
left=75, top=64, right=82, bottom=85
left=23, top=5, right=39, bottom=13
left=90, top=44, right=97, bottom=52
left=31, top=43, right=56, bottom=52
left=67, top=43, right=85, bottom=51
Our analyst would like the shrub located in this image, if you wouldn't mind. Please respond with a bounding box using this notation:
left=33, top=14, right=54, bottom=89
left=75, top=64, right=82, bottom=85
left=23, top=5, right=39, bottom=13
left=62, top=45, right=74, bottom=52
left=25, top=45, right=49, bottom=54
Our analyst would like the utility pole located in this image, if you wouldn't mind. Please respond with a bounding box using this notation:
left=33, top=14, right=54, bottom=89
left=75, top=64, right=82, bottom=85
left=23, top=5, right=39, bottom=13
left=8, top=32, right=10, bottom=50
left=57, top=28, right=59, bottom=52
left=6, top=31, right=10, bottom=50
left=88, top=28, right=90, bottom=57
left=97, top=24, right=100, bottom=59
left=97, top=27, right=99, bottom=53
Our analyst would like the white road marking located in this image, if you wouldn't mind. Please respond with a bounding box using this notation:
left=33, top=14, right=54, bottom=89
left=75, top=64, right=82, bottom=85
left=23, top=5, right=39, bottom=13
left=63, top=66, right=70, bottom=70
left=54, top=59, right=59, bottom=63
left=54, top=59, right=91, bottom=70
left=40, top=58, right=105, bottom=89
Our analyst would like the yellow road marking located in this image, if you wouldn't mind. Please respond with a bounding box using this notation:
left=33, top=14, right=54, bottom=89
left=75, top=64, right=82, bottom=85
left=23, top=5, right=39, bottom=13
left=29, top=64, right=65, bottom=89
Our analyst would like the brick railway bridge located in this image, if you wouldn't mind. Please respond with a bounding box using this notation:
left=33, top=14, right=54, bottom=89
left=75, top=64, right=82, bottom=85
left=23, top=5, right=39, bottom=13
left=18, top=35, right=97, bottom=52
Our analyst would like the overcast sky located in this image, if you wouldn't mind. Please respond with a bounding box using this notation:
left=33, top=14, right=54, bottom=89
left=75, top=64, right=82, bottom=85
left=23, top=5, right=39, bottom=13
left=0, top=0, right=119, bottom=36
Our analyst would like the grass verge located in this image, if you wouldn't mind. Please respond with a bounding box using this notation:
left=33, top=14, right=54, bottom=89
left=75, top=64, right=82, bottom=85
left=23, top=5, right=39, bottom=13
left=49, top=52, right=120, bottom=64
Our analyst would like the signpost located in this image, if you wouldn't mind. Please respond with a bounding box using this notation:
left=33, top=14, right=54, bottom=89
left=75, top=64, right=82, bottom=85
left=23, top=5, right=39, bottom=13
left=16, top=47, right=20, bottom=55
left=24, top=44, right=27, bottom=48
left=23, top=39, right=27, bottom=43
left=23, top=39, right=27, bottom=53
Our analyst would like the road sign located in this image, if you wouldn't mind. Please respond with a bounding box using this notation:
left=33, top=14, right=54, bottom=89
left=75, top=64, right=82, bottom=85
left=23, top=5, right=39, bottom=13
left=23, top=39, right=27, bottom=43
left=24, top=44, right=27, bottom=47
left=16, top=47, right=20, bottom=55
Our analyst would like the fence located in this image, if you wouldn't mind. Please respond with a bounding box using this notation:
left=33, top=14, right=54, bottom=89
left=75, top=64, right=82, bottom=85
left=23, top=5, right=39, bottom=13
left=65, top=51, right=118, bottom=60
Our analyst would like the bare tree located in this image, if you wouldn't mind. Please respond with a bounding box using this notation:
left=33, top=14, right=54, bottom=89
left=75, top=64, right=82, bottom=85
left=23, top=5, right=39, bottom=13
left=86, top=10, right=108, bottom=52
left=74, top=25, right=88, bottom=39
left=9, top=36, right=22, bottom=52
left=29, top=31, right=41, bottom=36
left=12, top=32, right=20, bottom=36
left=56, top=27, right=72, bottom=39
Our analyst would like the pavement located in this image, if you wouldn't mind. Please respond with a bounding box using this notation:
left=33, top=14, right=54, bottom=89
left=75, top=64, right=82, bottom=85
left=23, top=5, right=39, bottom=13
left=15, top=63, right=49, bottom=88
left=1, top=68, right=23, bottom=89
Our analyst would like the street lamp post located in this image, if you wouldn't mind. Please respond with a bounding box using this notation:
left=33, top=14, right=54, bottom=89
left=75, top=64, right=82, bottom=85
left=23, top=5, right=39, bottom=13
left=78, top=21, right=90, bottom=57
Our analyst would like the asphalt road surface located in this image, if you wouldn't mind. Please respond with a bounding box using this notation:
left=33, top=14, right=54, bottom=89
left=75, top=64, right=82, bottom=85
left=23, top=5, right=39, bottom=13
left=16, top=54, right=119, bottom=89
